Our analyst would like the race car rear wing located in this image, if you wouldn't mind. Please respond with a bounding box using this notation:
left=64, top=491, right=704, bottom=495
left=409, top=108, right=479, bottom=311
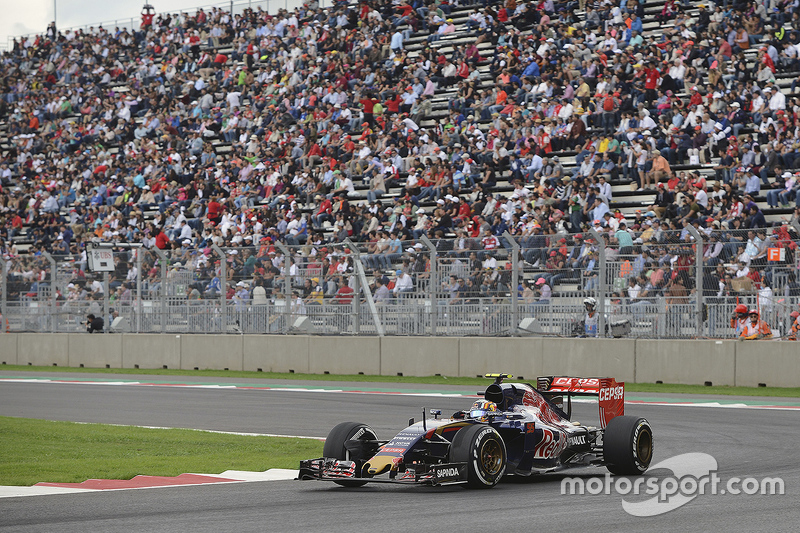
left=536, top=376, right=625, bottom=429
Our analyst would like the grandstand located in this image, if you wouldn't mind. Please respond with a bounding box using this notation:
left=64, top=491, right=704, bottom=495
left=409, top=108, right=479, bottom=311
left=1, top=0, right=799, bottom=338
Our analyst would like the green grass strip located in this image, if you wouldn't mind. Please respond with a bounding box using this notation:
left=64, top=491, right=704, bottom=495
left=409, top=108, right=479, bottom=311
left=0, top=416, right=322, bottom=487
left=2, top=364, right=800, bottom=398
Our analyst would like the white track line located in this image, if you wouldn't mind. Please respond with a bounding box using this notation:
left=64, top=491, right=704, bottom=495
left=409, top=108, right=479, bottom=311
left=71, top=422, right=326, bottom=440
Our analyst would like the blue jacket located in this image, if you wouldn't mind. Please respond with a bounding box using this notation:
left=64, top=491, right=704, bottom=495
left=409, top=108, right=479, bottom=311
left=522, top=62, right=540, bottom=78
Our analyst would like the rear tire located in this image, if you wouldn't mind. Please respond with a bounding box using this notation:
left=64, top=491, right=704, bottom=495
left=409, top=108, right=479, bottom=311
left=323, top=422, right=377, bottom=487
left=604, top=416, right=653, bottom=475
left=448, top=424, right=506, bottom=489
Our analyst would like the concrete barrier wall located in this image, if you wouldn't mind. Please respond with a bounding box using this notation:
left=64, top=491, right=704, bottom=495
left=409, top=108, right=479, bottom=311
left=180, top=335, right=244, bottom=371
left=68, top=334, right=123, bottom=369
left=243, top=335, right=310, bottom=373
left=735, top=342, right=800, bottom=388
left=458, top=337, right=543, bottom=380
left=380, top=337, right=459, bottom=377
left=16, top=334, right=69, bottom=367
left=635, top=340, right=737, bottom=386
left=0, top=334, right=796, bottom=388
left=122, top=334, right=182, bottom=369
left=308, top=336, right=381, bottom=375
left=0, top=334, right=17, bottom=365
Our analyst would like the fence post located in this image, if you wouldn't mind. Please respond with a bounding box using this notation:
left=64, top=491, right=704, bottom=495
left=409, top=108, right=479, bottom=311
left=211, top=245, right=227, bottom=333
left=152, top=248, right=168, bottom=333
left=103, top=271, right=110, bottom=335
left=503, top=231, right=519, bottom=335
left=274, top=242, right=292, bottom=333
left=135, top=248, right=142, bottom=333
left=686, top=225, right=705, bottom=337
left=42, top=252, right=57, bottom=333
left=420, top=235, right=438, bottom=336
left=345, top=239, right=384, bottom=336
left=1, top=256, right=7, bottom=330
left=344, top=239, right=360, bottom=334
left=352, top=257, right=360, bottom=335
left=588, top=228, right=606, bottom=337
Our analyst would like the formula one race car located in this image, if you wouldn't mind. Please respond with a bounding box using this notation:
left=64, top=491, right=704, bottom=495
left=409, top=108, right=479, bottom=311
left=298, top=374, right=653, bottom=488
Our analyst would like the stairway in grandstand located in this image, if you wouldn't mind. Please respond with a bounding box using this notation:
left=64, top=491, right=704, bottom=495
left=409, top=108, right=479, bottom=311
left=1, top=0, right=797, bottom=253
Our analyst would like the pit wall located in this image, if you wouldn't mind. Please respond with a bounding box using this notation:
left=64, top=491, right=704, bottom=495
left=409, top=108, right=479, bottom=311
left=0, top=334, right=795, bottom=388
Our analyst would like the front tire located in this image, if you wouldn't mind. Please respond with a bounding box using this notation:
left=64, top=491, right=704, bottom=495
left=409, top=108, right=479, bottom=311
left=604, top=416, right=653, bottom=475
left=449, top=424, right=507, bottom=489
left=323, top=422, right=377, bottom=487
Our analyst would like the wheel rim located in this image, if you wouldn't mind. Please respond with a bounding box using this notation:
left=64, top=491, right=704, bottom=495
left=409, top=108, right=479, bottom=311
left=479, top=439, right=503, bottom=475
left=636, top=427, right=653, bottom=465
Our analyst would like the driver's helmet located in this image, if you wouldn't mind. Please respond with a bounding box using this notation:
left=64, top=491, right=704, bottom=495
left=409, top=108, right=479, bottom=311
left=583, top=297, right=597, bottom=310
left=469, top=399, right=498, bottom=421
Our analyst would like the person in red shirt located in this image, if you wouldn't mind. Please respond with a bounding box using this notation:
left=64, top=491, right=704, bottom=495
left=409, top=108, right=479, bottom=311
left=312, top=196, right=333, bottom=229
left=302, top=142, right=324, bottom=169
left=155, top=227, right=170, bottom=249
left=10, top=213, right=23, bottom=239
left=358, top=123, right=373, bottom=142
left=359, top=96, right=380, bottom=126
left=393, top=2, right=413, bottom=23
left=213, top=51, right=228, bottom=68
left=455, top=197, right=471, bottom=224
left=340, top=135, right=356, bottom=154
left=688, top=87, right=704, bottom=106
left=457, top=60, right=470, bottom=80
left=206, top=195, right=222, bottom=226
left=385, top=93, right=402, bottom=115
left=643, top=61, right=661, bottom=103
left=332, top=275, right=354, bottom=304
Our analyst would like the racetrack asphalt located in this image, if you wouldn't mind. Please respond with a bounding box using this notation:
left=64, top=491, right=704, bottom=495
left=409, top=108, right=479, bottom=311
left=0, top=372, right=797, bottom=532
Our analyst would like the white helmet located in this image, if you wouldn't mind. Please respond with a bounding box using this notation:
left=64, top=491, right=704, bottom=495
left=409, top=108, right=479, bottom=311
left=583, top=297, right=597, bottom=309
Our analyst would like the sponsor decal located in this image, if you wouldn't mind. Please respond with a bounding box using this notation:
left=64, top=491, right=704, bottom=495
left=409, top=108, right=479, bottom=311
left=600, top=386, right=624, bottom=402
left=599, top=379, right=625, bottom=427
left=435, top=466, right=462, bottom=478
left=567, top=434, right=586, bottom=447
left=534, top=428, right=567, bottom=459
left=551, top=377, right=601, bottom=393
left=379, top=447, right=406, bottom=454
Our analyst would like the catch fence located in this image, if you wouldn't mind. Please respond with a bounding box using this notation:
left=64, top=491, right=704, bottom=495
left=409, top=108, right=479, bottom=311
left=2, top=223, right=799, bottom=338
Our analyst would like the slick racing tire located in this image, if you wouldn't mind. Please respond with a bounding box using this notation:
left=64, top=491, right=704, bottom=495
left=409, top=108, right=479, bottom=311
left=449, top=424, right=507, bottom=489
left=604, top=416, right=653, bottom=475
left=323, top=422, right=378, bottom=487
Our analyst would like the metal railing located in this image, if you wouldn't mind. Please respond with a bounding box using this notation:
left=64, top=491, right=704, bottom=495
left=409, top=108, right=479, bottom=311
left=1, top=224, right=799, bottom=337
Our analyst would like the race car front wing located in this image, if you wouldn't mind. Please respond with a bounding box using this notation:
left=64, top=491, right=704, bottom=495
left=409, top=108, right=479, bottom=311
left=298, top=458, right=469, bottom=486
